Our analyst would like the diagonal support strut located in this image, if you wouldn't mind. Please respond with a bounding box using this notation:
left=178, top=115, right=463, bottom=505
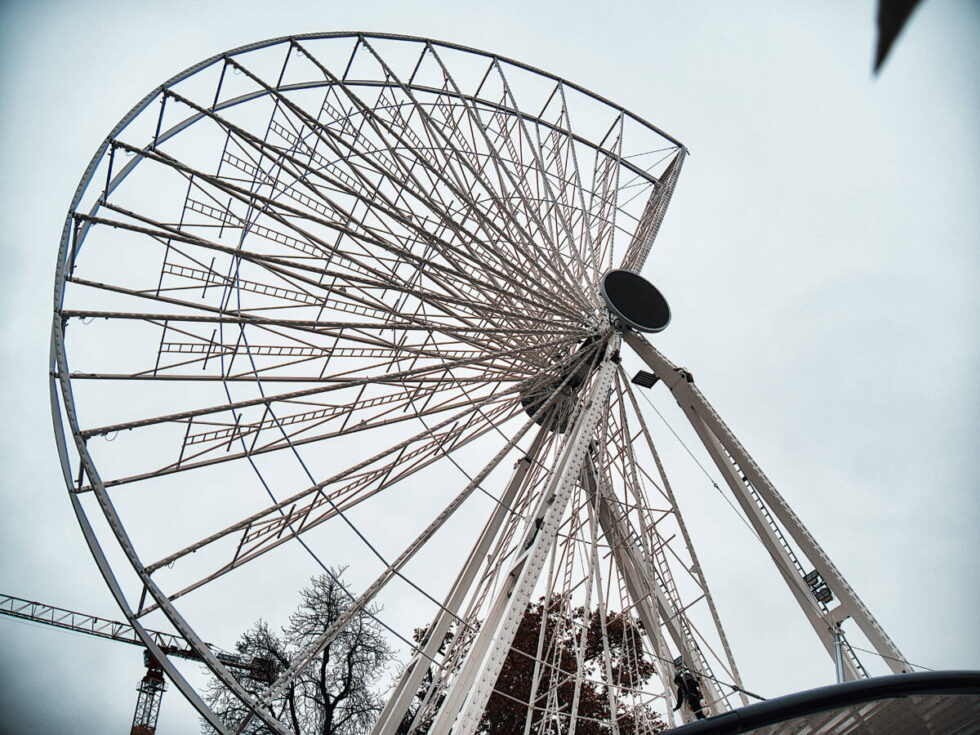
left=624, top=331, right=911, bottom=681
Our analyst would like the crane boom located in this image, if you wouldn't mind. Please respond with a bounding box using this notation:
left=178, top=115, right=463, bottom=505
left=1, top=591, right=276, bottom=734
left=2, top=592, right=190, bottom=656
left=0, top=592, right=251, bottom=669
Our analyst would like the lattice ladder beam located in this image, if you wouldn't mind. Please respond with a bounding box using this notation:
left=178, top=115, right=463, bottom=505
left=621, top=377, right=750, bottom=708
left=593, top=484, right=703, bottom=725
left=625, top=493, right=705, bottom=683
left=620, top=150, right=686, bottom=273
left=716, top=447, right=871, bottom=681
left=642, top=531, right=724, bottom=708
left=565, top=477, right=601, bottom=735
left=520, top=528, right=563, bottom=735
left=625, top=332, right=911, bottom=679
left=427, top=334, right=620, bottom=735
left=605, top=470, right=720, bottom=709
left=584, top=457, right=727, bottom=716
left=584, top=501, right=624, bottom=735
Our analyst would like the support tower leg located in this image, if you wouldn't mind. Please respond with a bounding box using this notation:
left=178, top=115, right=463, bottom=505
left=624, top=331, right=910, bottom=679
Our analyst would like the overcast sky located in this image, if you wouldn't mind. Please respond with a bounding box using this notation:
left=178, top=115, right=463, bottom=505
left=1, top=1, right=977, bottom=733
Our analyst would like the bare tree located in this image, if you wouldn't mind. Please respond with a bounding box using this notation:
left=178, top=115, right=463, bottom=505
left=203, top=570, right=391, bottom=735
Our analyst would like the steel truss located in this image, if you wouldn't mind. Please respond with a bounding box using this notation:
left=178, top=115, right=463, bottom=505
left=50, top=32, right=908, bottom=735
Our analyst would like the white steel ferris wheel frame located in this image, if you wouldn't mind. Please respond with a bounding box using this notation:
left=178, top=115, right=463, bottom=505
left=49, top=33, right=910, bottom=734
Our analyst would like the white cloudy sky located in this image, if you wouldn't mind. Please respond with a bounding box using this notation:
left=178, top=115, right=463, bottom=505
left=0, top=1, right=977, bottom=733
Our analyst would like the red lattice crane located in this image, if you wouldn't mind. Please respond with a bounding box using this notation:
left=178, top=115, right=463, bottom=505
left=0, top=593, right=271, bottom=734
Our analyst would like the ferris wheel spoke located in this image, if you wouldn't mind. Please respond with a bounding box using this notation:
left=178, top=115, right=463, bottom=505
left=111, top=135, right=578, bottom=328
left=249, top=409, right=561, bottom=717
left=619, top=149, right=685, bottom=273
left=425, top=55, right=596, bottom=307
left=525, top=87, right=598, bottom=295
left=136, top=398, right=524, bottom=617
left=204, top=67, right=574, bottom=313
left=145, top=98, right=572, bottom=321
left=488, top=59, right=599, bottom=305
left=371, top=425, right=559, bottom=735
left=80, top=210, right=343, bottom=315
left=68, top=321, right=548, bottom=382
left=142, top=389, right=526, bottom=574
left=552, top=82, right=603, bottom=294
left=595, top=374, right=739, bottom=711
left=617, top=370, right=748, bottom=704
left=86, top=391, right=515, bottom=492
left=229, top=157, right=585, bottom=333
left=303, top=38, right=586, bottom=312
left=291, top=45, right=572, bottom=305
left=427, top=337, right=619, bottom=735
left=61, top=310, right=579, bottom=340
left=353, top=40, right=592, bottom=314
left=65, top=253, right=585, bottom=382
left=584, top=115, right=625, bottom=282
left=207, top=139, right=424, bottom=285
left=73, top=332, right=578, bottom=444
left=60, top=275, right=589, bottom=361
left=423, top=45, right=594, bottom=313
left=582, top=498, right=624, bottom=735
left=583, top=450, right=683, bottom=721
left=384, top=431, right=580, bottom=735
left=106, top=381, right=515, bottom=488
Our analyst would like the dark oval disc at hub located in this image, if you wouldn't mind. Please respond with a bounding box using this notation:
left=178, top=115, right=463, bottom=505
left=600, top=269, right=671, bottom=332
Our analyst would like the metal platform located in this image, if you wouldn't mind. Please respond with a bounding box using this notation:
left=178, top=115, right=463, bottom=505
left=669, top=670, right=980, bottom=734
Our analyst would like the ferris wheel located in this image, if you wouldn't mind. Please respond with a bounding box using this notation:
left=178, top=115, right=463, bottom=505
left=50, top=33, right=912, bottom=734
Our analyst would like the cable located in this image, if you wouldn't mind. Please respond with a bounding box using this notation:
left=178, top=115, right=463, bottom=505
left=634, top=386, right=763, bottom=544
left=844, top=643, right=931, bottom=672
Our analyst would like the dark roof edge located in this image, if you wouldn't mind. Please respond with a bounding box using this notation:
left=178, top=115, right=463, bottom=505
left=668, top=670, right=980, bottom=734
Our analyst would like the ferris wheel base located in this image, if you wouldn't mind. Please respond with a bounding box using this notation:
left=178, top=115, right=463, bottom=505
left=666, top=670, right=980, bottom=734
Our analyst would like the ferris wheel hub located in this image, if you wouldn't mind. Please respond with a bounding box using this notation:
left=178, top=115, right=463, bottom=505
left=600, top=269, right=671, bottom=333
left=518, top=334, right=606, bottom=433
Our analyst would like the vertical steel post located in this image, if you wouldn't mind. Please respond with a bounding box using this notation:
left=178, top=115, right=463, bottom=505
left=428, top=335, right=620, bottom=735
left=834, top=626, right=846, bottom=684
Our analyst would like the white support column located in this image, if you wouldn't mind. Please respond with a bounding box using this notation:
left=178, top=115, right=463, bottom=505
left=370, top=426, right=551, bottom=735
left=428, top=334, right=620, bottom=735
left=624, top=331, right=911, bottom=677
left=682, top=409, right=861, bottom=681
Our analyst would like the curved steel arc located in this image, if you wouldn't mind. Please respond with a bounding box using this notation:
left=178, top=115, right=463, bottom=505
left=51, top=319, right=290, bottom=733
left=52, top=31, right=690, bottom=735
left=73, top=49, right=681, bottom=269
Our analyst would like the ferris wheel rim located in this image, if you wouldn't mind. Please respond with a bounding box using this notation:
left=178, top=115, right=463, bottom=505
left=54, top=30, right=684, bottom=246
left=48, top=31, right=702, bottom=734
